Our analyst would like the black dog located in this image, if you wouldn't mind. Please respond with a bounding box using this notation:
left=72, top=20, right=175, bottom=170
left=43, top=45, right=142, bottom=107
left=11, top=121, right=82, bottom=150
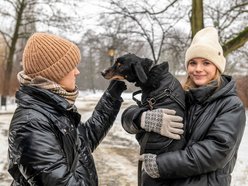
left=101, top=53, right=186, bottom=185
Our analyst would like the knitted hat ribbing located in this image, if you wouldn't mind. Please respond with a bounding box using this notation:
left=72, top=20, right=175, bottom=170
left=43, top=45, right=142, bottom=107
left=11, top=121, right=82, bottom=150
left=185, top=27, right=226, bottom=73
left=23, top=32, right=81, bottom=82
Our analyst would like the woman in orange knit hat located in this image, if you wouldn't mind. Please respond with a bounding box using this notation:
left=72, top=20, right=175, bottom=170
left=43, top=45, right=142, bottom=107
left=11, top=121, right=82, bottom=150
left=121, top=27, right=246, bottom=186
left=8, top=32, right=126, bottom=185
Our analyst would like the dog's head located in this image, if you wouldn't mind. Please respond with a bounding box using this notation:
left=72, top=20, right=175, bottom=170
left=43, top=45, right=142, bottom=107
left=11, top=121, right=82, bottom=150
left=101, top=53, right=153, bottom=86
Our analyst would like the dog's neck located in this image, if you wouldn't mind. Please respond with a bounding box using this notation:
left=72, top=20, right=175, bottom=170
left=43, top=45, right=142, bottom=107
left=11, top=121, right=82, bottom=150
left=138, top=62, right=169, bottom=90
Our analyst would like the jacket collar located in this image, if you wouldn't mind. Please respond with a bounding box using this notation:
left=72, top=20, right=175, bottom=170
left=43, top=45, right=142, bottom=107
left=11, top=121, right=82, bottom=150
left=186, top=75, right=235, bottom=104
left=17, top=85, right=74, bottom=111
left=187, top=81, right=218, bottom=104
left=16, top=85, right=81, bottom=131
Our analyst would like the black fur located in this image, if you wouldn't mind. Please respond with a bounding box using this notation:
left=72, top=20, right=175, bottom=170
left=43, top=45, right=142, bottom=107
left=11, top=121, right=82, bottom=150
left=101, top=53, right=153, bottom=86
left=102, top=53, right=186, bottom=185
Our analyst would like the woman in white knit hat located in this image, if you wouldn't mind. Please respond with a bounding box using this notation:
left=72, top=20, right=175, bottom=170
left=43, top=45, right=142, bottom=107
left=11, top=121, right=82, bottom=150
left=122, top=27, right=246, bottom=186
left=8, top=33, right=127, bottom=185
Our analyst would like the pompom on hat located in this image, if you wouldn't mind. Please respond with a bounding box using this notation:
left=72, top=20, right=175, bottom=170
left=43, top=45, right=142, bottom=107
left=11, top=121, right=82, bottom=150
left=23, top=32, right=81, bottom=82
left=185, top=27, right=226, bottom=73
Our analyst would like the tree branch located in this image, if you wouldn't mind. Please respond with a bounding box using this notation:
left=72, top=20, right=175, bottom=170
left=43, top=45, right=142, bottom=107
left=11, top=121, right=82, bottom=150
left=223, top=27, right=248, bottom=56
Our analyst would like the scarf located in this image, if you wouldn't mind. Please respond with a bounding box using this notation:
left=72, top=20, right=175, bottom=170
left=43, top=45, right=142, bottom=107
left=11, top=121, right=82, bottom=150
left=187, top=80, right=218, bottom=104
left=17, top=71, right=78, bottom=105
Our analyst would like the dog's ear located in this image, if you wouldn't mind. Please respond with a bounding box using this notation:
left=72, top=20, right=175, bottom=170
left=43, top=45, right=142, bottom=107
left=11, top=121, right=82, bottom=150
left=133, top=58, right=153, bottom=84
left=134, top=62, right=148, bottom=84
left=145, top=58, right=153, bottom=68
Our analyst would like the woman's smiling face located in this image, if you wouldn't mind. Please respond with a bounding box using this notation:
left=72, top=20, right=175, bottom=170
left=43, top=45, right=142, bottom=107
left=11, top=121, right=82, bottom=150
left=187, top=58, right=217, bottom=87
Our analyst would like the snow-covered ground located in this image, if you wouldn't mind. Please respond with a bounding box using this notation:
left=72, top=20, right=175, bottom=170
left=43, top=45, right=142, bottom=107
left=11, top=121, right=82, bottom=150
left=0, top=91, right=248, bottom=185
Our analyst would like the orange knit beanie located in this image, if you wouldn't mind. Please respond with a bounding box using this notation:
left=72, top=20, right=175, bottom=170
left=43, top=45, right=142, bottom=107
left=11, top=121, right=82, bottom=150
left=23, top=32, right=81, bottom=82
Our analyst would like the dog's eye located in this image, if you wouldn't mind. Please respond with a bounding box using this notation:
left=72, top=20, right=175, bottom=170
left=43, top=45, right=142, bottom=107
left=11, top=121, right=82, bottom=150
left=117, top=63, right=122, bottom=68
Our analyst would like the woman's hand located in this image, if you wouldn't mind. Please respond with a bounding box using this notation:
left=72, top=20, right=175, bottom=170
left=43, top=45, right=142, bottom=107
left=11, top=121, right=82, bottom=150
left=140, top=108, right=184, bottom=139
left=139, top=153, right=160, bottom=178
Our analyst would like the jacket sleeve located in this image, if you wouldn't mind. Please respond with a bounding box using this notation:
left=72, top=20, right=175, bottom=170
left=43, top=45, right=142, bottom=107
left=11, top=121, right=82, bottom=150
left=12, top=120, right=91, bottom=186
left=79, top=91, right=123, bottom=152
left=121, top=105, right=146, bottom=134
left=156, top=97, right=246, bottom=178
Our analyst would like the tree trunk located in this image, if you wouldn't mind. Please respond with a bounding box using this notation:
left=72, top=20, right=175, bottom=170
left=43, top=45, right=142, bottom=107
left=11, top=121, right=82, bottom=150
left=190, top=0, right=204, bottom=38
left=89, top=49, right=95, bottom=93
left=2, top=0, right=25, bottom=96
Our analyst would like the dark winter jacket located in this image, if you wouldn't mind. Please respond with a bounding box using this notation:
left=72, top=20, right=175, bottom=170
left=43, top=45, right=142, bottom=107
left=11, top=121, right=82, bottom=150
left=8, top=85, right=123, bottom=186
left=122, top=75, right=246, bottom=186
left=157, top=75, right=246, bottom=186
left=121, top=62, right=186, bottom=185
left=122, top=62, right=185, bottom=155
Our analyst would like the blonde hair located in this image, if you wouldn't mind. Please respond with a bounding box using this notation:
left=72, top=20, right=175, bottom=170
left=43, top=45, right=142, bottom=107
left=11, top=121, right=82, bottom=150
left=183, top=70, right=222, bottom=91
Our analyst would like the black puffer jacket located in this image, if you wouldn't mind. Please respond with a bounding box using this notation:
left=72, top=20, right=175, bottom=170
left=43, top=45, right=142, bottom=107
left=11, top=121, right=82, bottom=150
left=122, top=62, right=185, bottom=155
left=121, top=63, right=186, bottom=186
left=155, top=75, right=246, bottom=186
left=8, top=85, right=122, bottom=186
left=121, top=75, right=246, bottom=186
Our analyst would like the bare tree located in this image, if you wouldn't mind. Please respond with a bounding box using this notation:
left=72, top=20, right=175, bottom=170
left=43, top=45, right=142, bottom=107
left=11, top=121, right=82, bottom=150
left=104, top=0, right=247, bottom=74
left=0, top=0, right=84, bottom=96
left=162, top=30, right=189, bottom=75
left=80, top=0, right=247, bottom=90
left=191, top=0, right=248, bottom=56
left=105, top=0, right=186, bottom=64
left=0, top=34, right=8, bottom=107
left=78, top=23, right=144, bottom=90
left=98, top=15, right=146, bottom=60
left=78, top=30, right=100, bottom=91
left=190, top=0, right=248, bottom=74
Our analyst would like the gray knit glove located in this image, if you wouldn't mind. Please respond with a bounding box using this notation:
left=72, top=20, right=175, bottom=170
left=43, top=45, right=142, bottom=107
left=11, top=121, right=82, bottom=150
left=140, top=108, right=183, bottom=139
left=140, top=153, right=160, bottom=178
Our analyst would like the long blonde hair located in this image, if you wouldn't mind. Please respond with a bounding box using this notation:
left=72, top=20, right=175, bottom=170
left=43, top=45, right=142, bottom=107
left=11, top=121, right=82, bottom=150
left=183, top=70, right=222, bottom=91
